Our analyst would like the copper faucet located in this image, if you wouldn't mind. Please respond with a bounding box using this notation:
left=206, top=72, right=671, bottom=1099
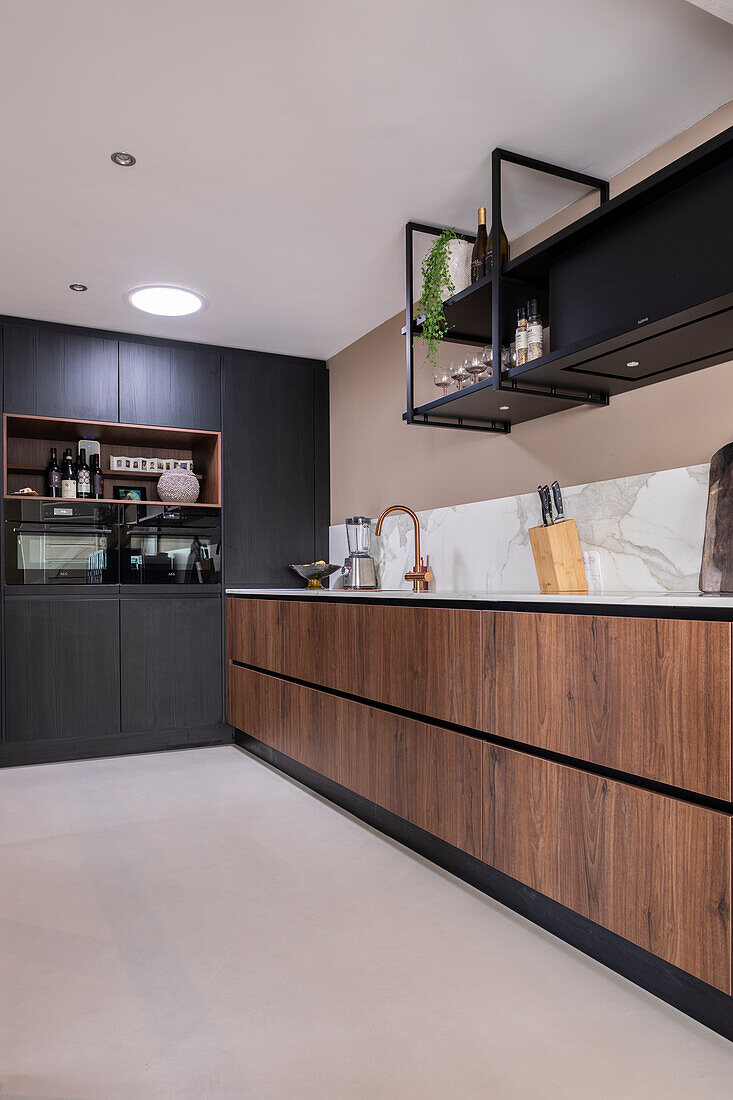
left=375, top=505, right=433, bottom=593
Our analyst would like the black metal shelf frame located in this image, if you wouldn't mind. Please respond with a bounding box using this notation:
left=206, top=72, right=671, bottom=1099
left=404, top=150, right=612, bottom=433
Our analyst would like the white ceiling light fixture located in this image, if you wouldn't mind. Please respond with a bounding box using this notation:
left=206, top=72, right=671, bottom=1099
left=125, top=285, right=207, bottom=317
left=111, top=151, right=136, bottom=167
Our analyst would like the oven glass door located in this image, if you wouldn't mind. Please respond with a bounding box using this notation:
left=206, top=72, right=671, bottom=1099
left=7, top=525, right=117, bottom=585
left=120, top=527, right=220, bottom=584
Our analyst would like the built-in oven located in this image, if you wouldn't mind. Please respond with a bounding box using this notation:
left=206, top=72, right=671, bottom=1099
left=4, top=500, right=120, bottom=585
left=119, top=505, right=221, bottom=585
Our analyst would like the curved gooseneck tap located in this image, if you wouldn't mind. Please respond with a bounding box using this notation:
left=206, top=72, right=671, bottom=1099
left=375, top=505, right=432, bottom=592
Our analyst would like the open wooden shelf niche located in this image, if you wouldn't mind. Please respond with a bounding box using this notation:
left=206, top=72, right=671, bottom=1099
left=3, top=414, right=221, bottom=506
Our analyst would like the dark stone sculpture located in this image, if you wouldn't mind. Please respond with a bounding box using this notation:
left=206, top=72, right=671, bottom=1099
left=700, top=443, right=733, bottom=593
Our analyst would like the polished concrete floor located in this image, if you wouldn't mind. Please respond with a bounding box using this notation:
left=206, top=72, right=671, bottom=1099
left=1, top=746, right=731, bottom=1099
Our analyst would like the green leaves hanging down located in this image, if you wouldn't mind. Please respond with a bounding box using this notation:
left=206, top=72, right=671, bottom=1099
left=416, top=227, right=461, bottom=369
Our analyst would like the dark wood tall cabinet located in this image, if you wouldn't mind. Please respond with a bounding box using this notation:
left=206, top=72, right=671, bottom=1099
left=4, top=597, right=121, bottom=743
left=3, top=322, right=118, bottom=421
left=119, top=341, right=221, bottom=430
left=222, top=352, right=329, bottom=587
left=120, top=596, right=222, bottom=734
left=0, top=316, right=329, bottom=764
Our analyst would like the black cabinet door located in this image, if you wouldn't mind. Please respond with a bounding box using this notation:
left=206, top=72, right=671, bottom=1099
left=223, top=353, right=329, bottom=586
left=120, top=597, right=222, bottom=733
left=3, top=323, right=118, bottom=420
left=119, top=342, right=221, bottom=429
left=4, top=598, right=121, bottom=742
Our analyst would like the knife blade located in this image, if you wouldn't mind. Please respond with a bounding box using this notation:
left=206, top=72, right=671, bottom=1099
left=551, top=480, right=565, bottom=522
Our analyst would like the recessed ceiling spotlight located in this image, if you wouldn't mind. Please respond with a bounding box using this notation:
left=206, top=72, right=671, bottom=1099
left=125, top=284, right=206, bottom=317
left=69, top=283, right=87, bottom=292
left=499, top=405, right=510, bottom=411
left=111, top=151, right=136, bottom=167
left=627, top=360, right=639, bottom=368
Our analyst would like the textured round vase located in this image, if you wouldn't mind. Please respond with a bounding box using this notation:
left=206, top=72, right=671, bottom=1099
left=157, top=469, right=200, bottom=503
left=443, top=238, right=472, bottom=300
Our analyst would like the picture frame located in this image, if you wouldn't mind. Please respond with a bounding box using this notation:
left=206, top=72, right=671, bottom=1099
left=113, top=486, right=147, bottom=502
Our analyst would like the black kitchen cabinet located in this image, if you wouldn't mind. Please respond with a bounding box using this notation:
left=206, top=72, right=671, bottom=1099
left=119, top=341, right=221, bottom=429
left=3, top=323, right=118, bottom=420
left=120, top=596, right=222, bottom=733
left=4, top=597, right=121, bottom=742
left=222, top=353, right=329, bottom=586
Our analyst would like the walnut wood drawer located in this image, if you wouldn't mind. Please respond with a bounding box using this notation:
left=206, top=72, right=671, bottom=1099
left=228, top=661, right=482, bottom=857
left=482, top=611, right=732, bottom=800
left=227, top=597, right=482, bottom=728
left=483, top=742, right=732, bottom=991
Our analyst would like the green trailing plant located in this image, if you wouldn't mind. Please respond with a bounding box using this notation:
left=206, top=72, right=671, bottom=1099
left=416, top=227, right=461, bottom=368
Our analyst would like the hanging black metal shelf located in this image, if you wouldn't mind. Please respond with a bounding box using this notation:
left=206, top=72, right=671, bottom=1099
left=403, top=128, right=733, bottom=434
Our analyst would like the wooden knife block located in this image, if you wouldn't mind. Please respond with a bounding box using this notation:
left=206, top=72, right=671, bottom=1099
left=529, top=519, right=588, bottom=595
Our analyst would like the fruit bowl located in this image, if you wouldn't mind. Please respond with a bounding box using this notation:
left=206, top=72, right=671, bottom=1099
left=290, top=562, right=340, bottom=589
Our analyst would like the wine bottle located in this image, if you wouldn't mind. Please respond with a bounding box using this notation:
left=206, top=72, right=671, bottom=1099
left=61, top=449, right=77, bottom=499
left=45, top=447, right=61, bottom=498
left=90, top=454, right=104, bottom=499
left=471, top=207, right=488, bottom=283
left=527, top=299, right=543, bottom=361
left=77, top=447, right=91, bottom=498
left=488, top=220, right=509, bottom=270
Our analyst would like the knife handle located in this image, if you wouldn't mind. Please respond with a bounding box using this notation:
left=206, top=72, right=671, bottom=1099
left=551, top=480, right=564, bottom=520
left=537, top=486, right=549, bottom=526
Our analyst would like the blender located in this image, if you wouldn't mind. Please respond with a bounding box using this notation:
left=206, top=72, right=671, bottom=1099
left=341, top=516, right=378, bottom=589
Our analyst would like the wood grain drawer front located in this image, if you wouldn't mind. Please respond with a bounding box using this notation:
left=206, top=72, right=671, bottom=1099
left=483, top=744, right=732, bottom=992
left=483, top=612, right=732, bottom=800
left=227, top=598, right=482, bottom=728
left=228, top=663, right=341, bottom=783
left=228, top=662, right=482, bottom=857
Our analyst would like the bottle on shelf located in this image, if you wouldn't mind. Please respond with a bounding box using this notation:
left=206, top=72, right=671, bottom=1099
left=61, top=449, right=77, bottom=499
left=45, top=447, right=61, bottom=498
left=527, top=299, right=543, bottom=361
left=487, top=219, right=509, bottom=271
left=76, top=447, right=91, bottom=499
left=515, top=306, right=528, bottom=366
left=471, top=207, right=488, bottom=283
left=90, top=454, right=104, bottom=499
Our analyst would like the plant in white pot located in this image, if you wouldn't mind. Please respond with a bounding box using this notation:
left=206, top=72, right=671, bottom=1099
left=415, top=227, right=468, bottom=370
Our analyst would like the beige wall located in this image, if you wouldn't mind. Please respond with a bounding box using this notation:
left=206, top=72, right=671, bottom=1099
left=328, top=103, right=733, bottom=523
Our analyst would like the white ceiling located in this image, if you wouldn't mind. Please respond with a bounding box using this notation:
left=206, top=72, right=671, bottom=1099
left=0, top=0, right=731, bottom=360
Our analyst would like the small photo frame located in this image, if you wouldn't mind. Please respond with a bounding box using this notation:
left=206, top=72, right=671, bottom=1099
left=140, top=458, right=149, bottom=472
left=110, top=456, right=125, bottom=470
left=113, top=486, right=147, bottom=502
left=125, top=458, right=132, bottom=469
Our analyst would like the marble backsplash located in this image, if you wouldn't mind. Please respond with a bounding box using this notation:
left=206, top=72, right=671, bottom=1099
left=328, top=465, right=711, bottom=594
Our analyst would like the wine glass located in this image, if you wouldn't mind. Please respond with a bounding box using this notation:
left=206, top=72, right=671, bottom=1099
left=433, top=364, right=451, bottom=396
left=466, top=352, right=485, bottom=384
left=450, top=359, right=469, bottom=390
left=480, top=344, right=493, bottom=380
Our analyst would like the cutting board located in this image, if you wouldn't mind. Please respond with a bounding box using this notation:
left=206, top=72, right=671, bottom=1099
left=700, top=442, right=733, bottom=593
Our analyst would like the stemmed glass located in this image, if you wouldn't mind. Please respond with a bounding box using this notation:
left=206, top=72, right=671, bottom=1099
left=449, top=359, right=469, bottom=390
left=480, top=345, right=493, bottom=381
left=433, top=364, right=452, bottom=396
left=465, top=352, right=485, bottom=384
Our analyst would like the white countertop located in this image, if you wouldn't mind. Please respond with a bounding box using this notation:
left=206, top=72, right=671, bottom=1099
left=225, top=587, right=733, bottom=609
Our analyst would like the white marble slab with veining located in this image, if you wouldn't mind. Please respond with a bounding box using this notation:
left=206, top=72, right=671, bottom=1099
left=327, top=464, right=711, bottom=595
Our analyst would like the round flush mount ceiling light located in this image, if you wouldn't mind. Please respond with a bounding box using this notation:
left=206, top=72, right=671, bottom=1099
left=125, top=284, right=206, bottom=317
left=627, top=360, right=640, bottom=368
left=69, top=283, right=87, bottom=292
left=499, top=405, right=510, bottom=411
left=111, top=151, right=136, bottom=167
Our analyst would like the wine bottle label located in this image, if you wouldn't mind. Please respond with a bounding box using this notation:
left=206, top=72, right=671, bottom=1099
left=49, top=471, right=61, bottom=490
left=62, top=480, right=76, bottom=499
left=78, top=472, right=90, bottom=491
